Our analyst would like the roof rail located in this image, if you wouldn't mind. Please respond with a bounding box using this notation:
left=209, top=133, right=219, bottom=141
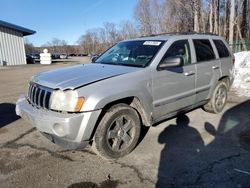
left=139, top=32, right=218, bottom=38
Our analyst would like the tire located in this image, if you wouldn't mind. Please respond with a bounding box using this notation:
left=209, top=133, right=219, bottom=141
left=92, top=104, right=141, bottom=159
left=203, top=81, right=228, bottom=114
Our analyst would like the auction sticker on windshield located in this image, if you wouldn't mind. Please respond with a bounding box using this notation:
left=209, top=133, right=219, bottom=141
left=143, top=41, right=162, bottom=46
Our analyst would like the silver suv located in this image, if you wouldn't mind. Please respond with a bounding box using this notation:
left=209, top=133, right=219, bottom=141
left=16, top=33, right=234, bottom=159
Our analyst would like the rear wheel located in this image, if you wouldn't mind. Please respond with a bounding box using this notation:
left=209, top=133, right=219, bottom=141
left=92, top=104, right=141, bottom=159
left=203, top=81, right=228, bottom=114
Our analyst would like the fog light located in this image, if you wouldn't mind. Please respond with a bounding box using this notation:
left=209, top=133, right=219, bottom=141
left=53, top=123, right=66, bottom=137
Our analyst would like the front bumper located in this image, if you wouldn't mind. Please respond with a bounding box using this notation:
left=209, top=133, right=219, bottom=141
left=16, top=95, right=101, bottom=149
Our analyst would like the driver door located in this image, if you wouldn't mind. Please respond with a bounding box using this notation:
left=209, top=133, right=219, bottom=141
left=152, top=39, right=196, bottom=120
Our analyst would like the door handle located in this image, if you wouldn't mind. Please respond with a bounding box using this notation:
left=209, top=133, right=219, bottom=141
left=184, top=72, right=195, bottom=76
left=212, top=66, right=219, bottom=70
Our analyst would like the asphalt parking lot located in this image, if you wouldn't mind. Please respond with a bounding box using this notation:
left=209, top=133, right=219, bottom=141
left=0, top=58, right=250, bottom=188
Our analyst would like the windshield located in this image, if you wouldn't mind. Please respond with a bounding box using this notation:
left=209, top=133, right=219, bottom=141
left=95, top=40, right=165, bottom=67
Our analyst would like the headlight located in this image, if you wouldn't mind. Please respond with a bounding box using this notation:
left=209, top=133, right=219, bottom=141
left=50, top=90, right=84, bottom=112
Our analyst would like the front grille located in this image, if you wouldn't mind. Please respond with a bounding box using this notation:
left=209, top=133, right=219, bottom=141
left=27, top=83, right=52, bottom=109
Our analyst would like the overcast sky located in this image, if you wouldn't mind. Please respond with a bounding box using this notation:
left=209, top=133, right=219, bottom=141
left=0, top=0, right=136, bottom=46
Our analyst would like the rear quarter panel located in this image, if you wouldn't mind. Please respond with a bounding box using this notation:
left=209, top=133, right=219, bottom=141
left=219, top=38, right=234, bottom=86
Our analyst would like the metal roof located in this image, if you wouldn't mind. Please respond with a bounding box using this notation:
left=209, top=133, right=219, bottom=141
left=127, top=32, right=223, bottom=42
left=139, top=32, right=219, bottom=38
left=0, top=20, right=36, bottom=36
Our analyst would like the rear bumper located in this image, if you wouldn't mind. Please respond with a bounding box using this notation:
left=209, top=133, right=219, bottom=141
left=229, top=75, right=234, bottom=88
left=16, top=95, right=101, bottom=149
left=229, top=67, right=235, bottom=88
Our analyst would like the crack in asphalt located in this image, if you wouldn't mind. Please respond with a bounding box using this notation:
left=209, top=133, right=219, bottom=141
left=157, top=152, right=249, bottom=187
left=59, top=148, right=97, bottom=156
left=1, top=128, right=36, bottom=147
left=5, top=143, right=74, bottom=161
left=1, top=128, right=74, bottom=162
left=1, top=128, right=153, bottom=184
left=114, top=161, right=155, bottom=185
left=194, top=152, right=248, bottom=185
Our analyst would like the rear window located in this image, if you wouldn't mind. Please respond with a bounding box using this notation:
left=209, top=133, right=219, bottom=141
left=193, top=39, right=215, bottom=62
left=213, top=40, right=230, bottom=58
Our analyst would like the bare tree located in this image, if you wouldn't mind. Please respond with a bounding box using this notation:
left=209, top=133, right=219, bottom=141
left=45, top=38, right=68, bottom=53
left=209, top=0, right=214, bottom=33
left=241, top=0, right=248, bottom=38
left=248, top=0, right=250, bottom=38
left=119, top=21, right=139, bottom=39
left=162, top=0, right=194, bottom=33
left=78, top=22, right=122, bottom=54
left=200, top=2, right=209, bottom=32
left=223, top=0, right=229, bottom=38
left=76, top=0, right=250, bottom=53
left=24, top=39, right=36, bottom=54
left=229, top=0, right=235, bottom=46
left=103, top=22, right=119, bottom=44
left=235, top=0, right=247, bottom=50
left=193, top=0, right=201, bottom=32
left=78, top=30, right=99, bottom=54
left=134, top=0, right=153, bottom=35
left=213, top=0, right=219, bottom=34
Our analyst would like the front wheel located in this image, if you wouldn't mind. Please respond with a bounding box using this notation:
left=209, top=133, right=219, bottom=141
left=92, top=104, right=141, bottom=159
left=203, top=81, right=228, bottom=114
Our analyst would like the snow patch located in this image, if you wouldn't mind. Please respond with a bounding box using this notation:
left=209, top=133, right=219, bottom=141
left=233, top=51, right=250, bottom=97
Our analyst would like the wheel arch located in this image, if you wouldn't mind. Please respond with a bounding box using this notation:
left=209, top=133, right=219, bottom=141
left=89, top=96, right=152, bottom=141
left=218, top=76, right=230, bottom=90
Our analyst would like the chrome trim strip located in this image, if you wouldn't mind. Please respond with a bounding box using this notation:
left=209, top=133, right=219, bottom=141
left=34, top=87, right=38, bottom=105
left=30, top=85, right=35, bottom=104
left=38, top=89, right=42, bottom=106
left=28, top=82, right=52, bottom=109
left=43, top=91, right=47, bottom=108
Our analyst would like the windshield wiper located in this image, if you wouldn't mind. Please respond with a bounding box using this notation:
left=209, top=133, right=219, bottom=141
left=100, top=62, right=120, bottom=66
left=98, top=62, right=144, bottom=68
left=120, top=63, right=144, bottom=68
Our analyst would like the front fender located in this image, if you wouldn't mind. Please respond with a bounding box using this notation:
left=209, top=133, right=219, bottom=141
left=85, top=90, right=153, bottom=117
left=77, top=68, right=154, bottom=120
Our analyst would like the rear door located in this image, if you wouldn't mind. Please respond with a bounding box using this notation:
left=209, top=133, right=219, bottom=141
left=191, top=38, right=221, bottom=103
left=213, top=39, right=233, bottom=81
left=152, top=39, right=196, bottom=119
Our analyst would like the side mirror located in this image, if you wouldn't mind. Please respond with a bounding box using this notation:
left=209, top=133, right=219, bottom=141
left=158, top=57, right=184, bottom=69
left=91, top=55, right=99, bottom=62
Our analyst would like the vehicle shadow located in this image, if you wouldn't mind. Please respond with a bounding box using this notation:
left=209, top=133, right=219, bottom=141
left=156, top=100, right=250, bottom=187
left=0, top=103, right=20, bottom=128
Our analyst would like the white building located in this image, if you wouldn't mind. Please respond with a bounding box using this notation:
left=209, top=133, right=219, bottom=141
left=0, top=20, right=35, bottom=66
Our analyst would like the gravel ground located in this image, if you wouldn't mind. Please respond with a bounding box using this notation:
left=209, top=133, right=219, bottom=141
left=0, top=58, right=250, bottom=188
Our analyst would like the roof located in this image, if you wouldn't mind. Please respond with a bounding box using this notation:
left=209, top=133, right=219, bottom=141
left=0, top=20, right=36, bottom=36
left=129, top=32, right=223, bottom=42
left=140, top=32, right=218, bottom=37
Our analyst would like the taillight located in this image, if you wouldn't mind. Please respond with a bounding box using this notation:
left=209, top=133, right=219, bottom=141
left=232, top=57, right=235, bottom=65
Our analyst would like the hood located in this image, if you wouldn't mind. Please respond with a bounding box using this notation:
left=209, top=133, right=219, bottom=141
left=32, top=63, right=140, bottom=90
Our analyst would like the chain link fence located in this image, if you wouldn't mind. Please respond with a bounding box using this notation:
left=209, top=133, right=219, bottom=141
left=228, top=40, right=250, bottom=53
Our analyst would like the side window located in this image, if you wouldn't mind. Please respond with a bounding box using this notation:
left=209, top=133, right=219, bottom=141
left=193, top=39, right=215, bottom=62
left=213, top=40, right=230, bottom=58
left=161, top=40, right=191, bottom=66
